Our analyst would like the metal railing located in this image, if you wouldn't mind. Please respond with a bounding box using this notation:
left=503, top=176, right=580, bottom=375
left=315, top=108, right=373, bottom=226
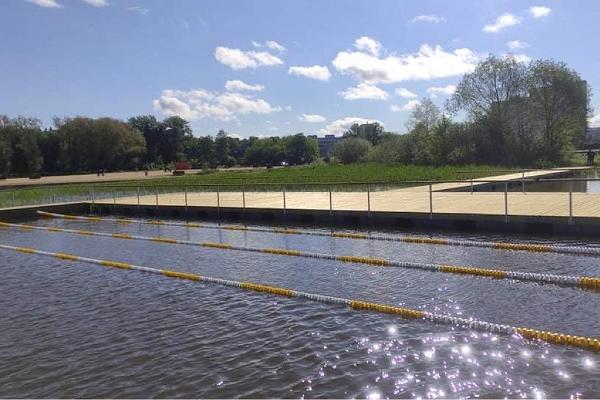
left=2, top=177, right=600, bottom=224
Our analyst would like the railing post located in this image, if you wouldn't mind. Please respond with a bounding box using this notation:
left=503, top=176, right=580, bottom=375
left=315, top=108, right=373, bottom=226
left=112, top=188, right=116, bottom=207
left=329, top=185, right=333, bottom=216
left=504, top=182, right=509, bottom=224
left=522, top=171, right=526, bottom=194
left=137, top=186, right=140, bottom=206
left=11, top=191, right=15, bottom=207
left=155, top=187, right=159, bottom=210
left=91, top=186, right=95, bottom=205
left=568, top=190, right=573, bottom=225
left=184, top=186, right=188, bottom=212
left=429, top=184, right=433, bottom=220
left=470, top=178, right=473, bottom=194
left=367, top=184, right=371, bottom=217
left=242, top=189, right=246, bottom=214
left=283, top=185, right=287, bottom=215
left=217, top=185, right=220, bottom=218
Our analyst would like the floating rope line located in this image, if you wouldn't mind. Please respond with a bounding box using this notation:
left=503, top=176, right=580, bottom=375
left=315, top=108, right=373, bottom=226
left=37, top=210, right=600, bottom=257
left=3, top=220, right=600, bottom=291
left=0, top=243, right=598, bottom=352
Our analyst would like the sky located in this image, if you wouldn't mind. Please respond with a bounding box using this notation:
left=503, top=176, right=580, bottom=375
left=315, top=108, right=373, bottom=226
left=1, top=0, right=600, bottom=138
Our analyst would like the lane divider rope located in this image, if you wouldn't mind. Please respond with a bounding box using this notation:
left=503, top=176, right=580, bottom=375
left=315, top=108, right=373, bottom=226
left=37, top=210, right=600, bottom=257
left=3, top=220, right=600, bottom=291
left=1, top=242, right=598, bottom=352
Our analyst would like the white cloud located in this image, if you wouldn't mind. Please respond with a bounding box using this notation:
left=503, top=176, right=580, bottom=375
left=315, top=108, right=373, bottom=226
left=225, top=80, right=264, bottom=92
left=215, top=46, right=283, bottom=70
left=390, top=100, right=421, bottom=112
left=332, top=41, right=480, bottom=84
left=153, top=88, right=280, bottom=121
left=27, top=0, right=62, bottom=7
left=319, top=117, right=382, bottom=136
left=504, top=53, right=532, bottom=63
left=411, top=15, right=446, bottom=23
left=288, top=65, right=331, bottom=81
left=299, top=114, right=326, bottom=123
left=506, top=40, right=529, bottom=50
left=126, top=6, right=149, bottom=15
left=426, top=85, right=456, bottom=97
left=82, top=0, right=108, bottom=6
left=395, top=87, right=418, bottom=99
left=529, top=6, right=551, bottom=19
left=354, top=36, right=383, bottom=56
left=265, top=40, right=286, bottom=52
left=590, top=112, right=600, bottom=128
left=483, top=13, right=521, bottom=33
left=339, top=83, right=389, bottom=101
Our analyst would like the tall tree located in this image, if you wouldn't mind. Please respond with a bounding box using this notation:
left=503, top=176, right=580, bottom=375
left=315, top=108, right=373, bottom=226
left=343, top=122, right=386, bottom=145
left=128, top=115, right=162, bottom=164
left=406, top=98, right=441, bottom=133
left=214, top=130, right=230, bottom=165
left=282, top=133, right=319, bottom=165
left=527, top=59, right=590, bottom=162
left=448, top=55, right=528, bottom=164
left=161, top=116, right=191, bottom=164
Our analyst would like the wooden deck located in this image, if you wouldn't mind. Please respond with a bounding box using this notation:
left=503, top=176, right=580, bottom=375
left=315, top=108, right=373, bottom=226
left=94, top=167, right=598, bottom=220
left=397, top=167, right=589, bottom=192
left=97, top=190, right=600, bottom=218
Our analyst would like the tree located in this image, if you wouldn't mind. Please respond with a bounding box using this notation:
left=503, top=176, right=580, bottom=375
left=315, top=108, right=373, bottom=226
left=128, top=115, right=162, bottom=164
left=0, top=116, right=43, bottom=175
left=161, top=116, right=191, bottom=164
left=55, top=117, right=145, bottom=171
left=406, top=98, right=441, bottom=133
left=334, top=137, right=371, bottom=164
left=448, top=55, right=528, bottom=165
left=527, top=59, right=590, bottom=163
left=214, top=130, right=230, bottom=165
left=343, top=122, right=386, bottom=145
left=183, top=135, right=216, bottom=167
left=0, top=131, right=12, bottom=175
left=243, top=138, right=285, bottom=166
left=282, top=133, right=319, bottom=165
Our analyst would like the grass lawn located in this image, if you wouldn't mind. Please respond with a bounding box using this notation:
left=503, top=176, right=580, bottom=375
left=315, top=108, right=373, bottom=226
left=115, top=163, right=513, bottom=185
left=1, top=163, right=515, bottom=208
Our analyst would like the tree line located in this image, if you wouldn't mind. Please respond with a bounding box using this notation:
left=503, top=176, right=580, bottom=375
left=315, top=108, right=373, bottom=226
left=338, top=56, right=591, bottom=167
left=0, top=56, right=590, bottom=177
left=0, top=114, right=319, bottom=177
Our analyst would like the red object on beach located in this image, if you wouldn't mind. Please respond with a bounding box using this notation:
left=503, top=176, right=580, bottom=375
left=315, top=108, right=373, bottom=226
left=175, top=161, right=192, bottom=170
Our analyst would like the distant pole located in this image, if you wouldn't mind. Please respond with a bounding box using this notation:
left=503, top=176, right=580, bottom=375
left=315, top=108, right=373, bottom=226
left=470, top=178, right=473, bottom=194
left=367, top=184, right=371, bottom=217
left=568, top=190, right=573, bottom=225
left=113, top=188, right=116, bottom=207
left=91, top=186, right=95, bottom=205
left=504, top=182, right=509, bottom=224
left=429, top=184, right=433, bottom=220
left=136, top=186, right=140, bottom=206
left=155, top=187, right=159, bottom=210
left=522, top=171, right=526, bottom=194
left=11, top=191, right=15, bottom=207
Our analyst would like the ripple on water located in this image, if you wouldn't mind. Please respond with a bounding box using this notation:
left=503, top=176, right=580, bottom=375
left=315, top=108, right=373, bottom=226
left=0, top=221, right=599, bottom=398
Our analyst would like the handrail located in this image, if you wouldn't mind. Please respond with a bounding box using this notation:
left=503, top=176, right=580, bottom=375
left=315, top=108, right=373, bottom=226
left=2, top=176, right=600, bottom=192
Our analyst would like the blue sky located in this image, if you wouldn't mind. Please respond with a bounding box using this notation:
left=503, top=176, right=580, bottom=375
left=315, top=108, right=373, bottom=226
left=2, top=0, right=599, bottom=137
